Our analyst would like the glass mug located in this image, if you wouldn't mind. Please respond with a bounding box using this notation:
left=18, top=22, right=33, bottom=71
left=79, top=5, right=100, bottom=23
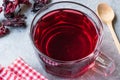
left=30, top=1, right=115, bottom=78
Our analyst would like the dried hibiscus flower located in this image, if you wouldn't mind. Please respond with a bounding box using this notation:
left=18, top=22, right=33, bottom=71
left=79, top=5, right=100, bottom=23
left=3, top=0, right=17, bottom=14
left=32, top=0, right=50, bottom=12
left=2, top=0, right=31, bottom=18
left=2, top=0, right=16, bottom=18
left=0, top=24, right=9, bottom=37
left=2, top=0, right=30, bottom=27
left=2, top=14, right=27, bottom=27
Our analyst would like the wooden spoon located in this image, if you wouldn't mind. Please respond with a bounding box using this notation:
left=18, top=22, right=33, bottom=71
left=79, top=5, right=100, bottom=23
left=97, top=3, right=120, bottom=53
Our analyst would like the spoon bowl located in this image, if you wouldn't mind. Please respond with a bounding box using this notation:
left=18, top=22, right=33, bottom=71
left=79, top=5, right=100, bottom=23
left=97, top=3, right=115, bottom=23
left=97, top=3, right=120, bottom=53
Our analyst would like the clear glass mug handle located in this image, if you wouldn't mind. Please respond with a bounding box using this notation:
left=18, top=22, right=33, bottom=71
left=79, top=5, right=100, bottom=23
left=92, top=52, right=115, bottom=76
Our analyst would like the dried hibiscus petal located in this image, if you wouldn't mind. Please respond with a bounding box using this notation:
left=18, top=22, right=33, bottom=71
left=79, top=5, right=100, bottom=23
left=14, top=0, right=31, bottom=6
left=41, top=0, right=50, bottom=4
left=0, top=24, right=9, bottom=37
left=2, top=14, right=27, bottom=27
left=4, top=13, right=15, bottom=19
left=3, top=0, right=17, bottom=14
left=2, top=0, right=16, bottom=18
left=32, top=1, right=44, bottom=12
left=0, top=7, right=2, bottom=13
left=32, top=0, right=50, bottom=12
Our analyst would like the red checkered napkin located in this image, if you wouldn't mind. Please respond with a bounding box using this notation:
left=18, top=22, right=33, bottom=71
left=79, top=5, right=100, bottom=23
left=0, top=65, right=25, bottom=80
left=0, top=58, right=48, bottom=80
left=8, top=57, right=48, bottom=80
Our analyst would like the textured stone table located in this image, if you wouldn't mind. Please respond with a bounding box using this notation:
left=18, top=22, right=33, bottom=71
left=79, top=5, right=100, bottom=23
left=0, top=0, right=120, bottom=80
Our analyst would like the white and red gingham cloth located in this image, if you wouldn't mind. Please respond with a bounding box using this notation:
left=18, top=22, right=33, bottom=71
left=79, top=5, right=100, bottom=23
left=0, top=57, right=48, bottom=80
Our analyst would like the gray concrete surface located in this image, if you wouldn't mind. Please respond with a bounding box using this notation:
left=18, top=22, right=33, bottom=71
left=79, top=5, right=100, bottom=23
left=0, top=0, right=120, bottom=80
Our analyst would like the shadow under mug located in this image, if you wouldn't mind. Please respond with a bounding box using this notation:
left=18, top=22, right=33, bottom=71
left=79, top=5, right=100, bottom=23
left=30, top=1, right=115, bottom=78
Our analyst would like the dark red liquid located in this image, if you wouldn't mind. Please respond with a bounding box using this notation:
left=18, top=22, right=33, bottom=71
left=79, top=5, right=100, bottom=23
left=33, top=9, right=98, bottom=61
left=32, top=9, right=99, bottom=77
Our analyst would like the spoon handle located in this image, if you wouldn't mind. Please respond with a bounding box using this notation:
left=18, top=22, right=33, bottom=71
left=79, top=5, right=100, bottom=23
left=107, top=22, right=120, bottom=53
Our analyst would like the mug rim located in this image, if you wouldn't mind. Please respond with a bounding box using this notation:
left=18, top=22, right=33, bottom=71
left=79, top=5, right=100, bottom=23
left=30, top=1, right=103, bottom=63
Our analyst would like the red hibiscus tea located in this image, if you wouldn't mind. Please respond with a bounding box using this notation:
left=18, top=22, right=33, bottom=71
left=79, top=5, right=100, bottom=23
left=30, top=1, right=116, bottom=78
left=31, top=8, right=99, bottom=77
left=33, top=9, right=98, bottom=61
